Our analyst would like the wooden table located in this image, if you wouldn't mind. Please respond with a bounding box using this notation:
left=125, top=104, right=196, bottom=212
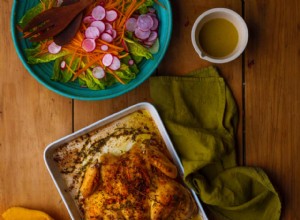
left=0, top=0, right=299, bottom=219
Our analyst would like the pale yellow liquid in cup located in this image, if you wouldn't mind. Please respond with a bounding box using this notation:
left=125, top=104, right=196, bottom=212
left=199, top=18, right=238, bottom=58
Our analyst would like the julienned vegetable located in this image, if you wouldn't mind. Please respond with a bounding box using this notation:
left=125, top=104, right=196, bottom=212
left=19, top=0, right=161, bottom=90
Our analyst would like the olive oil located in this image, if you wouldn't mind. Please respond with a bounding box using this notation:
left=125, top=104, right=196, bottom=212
left=199, top=18, right=238, bottom=57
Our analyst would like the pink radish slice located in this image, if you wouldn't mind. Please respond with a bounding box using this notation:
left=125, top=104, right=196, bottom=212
left=60, top=60, right=66, bottom=69
left=147, top=31, right=158, bottom=42
left=110, top=29, right=117, bottom=39
left=125, top=18, right=137, bottom=32
left=101, top=33, right=113, bottom=43
left=105, top=10, right=118, bottom=22
left=82, top=38, right=96, bottom=52
left=143, top=40, right=155, bottom=46
left=135, top=28, right=151, bottom=40
left=148, top=12, right=157, bottom=18
left=106, top=29, right=113, bottom=35
left=48, top=42, right=62, bottom=54
left=90, top=20, right=105, bottom=33
left=92, top=66, right=105, bottom=79
left=102, top=53, right=113, bottom=66
left=85, top=26, right=100, bottom=39
left=151, top=17, right=159, bottom=30
left=57, top=0, right=63, bottom=6
left=109, top=56, right=121, bottom=70
left=100, top=44, right=109, bottom=51
left=105, top=23, right=113, bottom=31
left=83, top=15, right=95, bottom=24
left=128, top=59, right=134, bottom=65
left=92, top=5, right=106, bottom=21
left=137, top=14, right=154, bottom=31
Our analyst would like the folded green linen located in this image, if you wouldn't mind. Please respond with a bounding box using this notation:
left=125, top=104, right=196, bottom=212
left=150, top=66, right=281, bottom=220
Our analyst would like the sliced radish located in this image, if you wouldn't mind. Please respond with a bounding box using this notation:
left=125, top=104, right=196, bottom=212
left=100, top=44, right=109, bottom=51
left=60, top=60, right=66, bottom=69
left=135, top=28, right=151, bottom=40
left=148, top=31, right=158, bottom=42
left=83, top=15, right=95, bottom=24
left=137, top=14, right=154, bottom=31
left=57, top=0, right=63, bottom=6
left=85, top=26, right=100, bottom=39
left=48, top=42, right=62, bottom=54
left=125, top=18, right=137, bottom=32
left=101, top=33, right=113, bottom=43
left=128, top=59, right=134, bottom=66
left=92, top=66, right=105, bottom=79
left=109, top=56, right=121, bottom=70
left=105, top=10, right=118, bottom=22
left=106, top=29, right=113, bottom=35
left=143, top=40, right=155, bottom=47
left=148, top=12, right=157, bottom=18
left=105, top=23, right=113, bottom=31
left=110, top=29, right=117, bottom=39
left=92, top=5, right=106, bottom=21
left=102, top=53, right=113, bottom=66
left=90, top=20, right=105, bottom=33
left=82, top=38, right=96, bottom=52
left=151, top=17, right=159, bottom=30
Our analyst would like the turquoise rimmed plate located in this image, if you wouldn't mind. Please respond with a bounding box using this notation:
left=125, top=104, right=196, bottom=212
left=11, top=0, right=172, bottom=100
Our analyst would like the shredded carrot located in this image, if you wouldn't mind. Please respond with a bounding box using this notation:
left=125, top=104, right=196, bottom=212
left=154, top=0, right=166, bottom=9
left=29, top=0, right=160, bottom=86
left=118, top=53, right=129, bottom=59
left=65, top=63, right=77, bottom=75
left=72, top=56, right=103, bottom=81
left=106, top=68, right=126, bottom=84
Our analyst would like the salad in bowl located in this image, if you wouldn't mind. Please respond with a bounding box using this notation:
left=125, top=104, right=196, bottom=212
left=11, top=0, right=172, bottom=100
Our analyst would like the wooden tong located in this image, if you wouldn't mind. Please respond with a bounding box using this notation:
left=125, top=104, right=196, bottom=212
left=22, top=0, right=94, bottom=42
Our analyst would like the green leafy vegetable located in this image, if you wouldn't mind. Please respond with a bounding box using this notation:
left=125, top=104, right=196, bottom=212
left=148, top=39, right=160, bottom=54
left=18, top=0, right=160, bottom=91
left=19, top=0, right=55, bottom=28
left=25, top=44, right=69, bottom=64
left=52, top=56, right=80, bottom=82
left=124, top=38, right=153, bottom=60
left=138, top=0, right=154, bottom=14
left=121, top=54, right=140, bottom=73
left=78, top=69, right=105, bottom=90
left=114, top=64, right=137, bottom=84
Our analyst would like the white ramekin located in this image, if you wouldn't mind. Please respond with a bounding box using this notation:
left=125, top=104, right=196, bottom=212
left=191, top=8, right=248, bottom=63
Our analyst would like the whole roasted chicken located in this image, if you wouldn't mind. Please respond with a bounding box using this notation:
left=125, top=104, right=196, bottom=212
left=80, top=143, right=198, bottom=220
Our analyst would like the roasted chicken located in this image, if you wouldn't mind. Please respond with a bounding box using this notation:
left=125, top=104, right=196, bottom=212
left=80, top=143, right=198, bottom=220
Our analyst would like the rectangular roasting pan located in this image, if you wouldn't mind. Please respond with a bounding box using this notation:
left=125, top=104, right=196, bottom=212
left=44, top=102, right=208, bottom=220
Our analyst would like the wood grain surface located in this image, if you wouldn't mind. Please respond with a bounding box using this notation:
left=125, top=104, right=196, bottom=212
left=0, top=0, right=299, bottom=219
left=0, top=1, right=72, bottom=219
left=245, top=0, right=300, bottom=219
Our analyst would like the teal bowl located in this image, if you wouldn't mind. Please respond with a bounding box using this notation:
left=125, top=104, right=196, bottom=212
left=11, top=0, right=172, bottom=100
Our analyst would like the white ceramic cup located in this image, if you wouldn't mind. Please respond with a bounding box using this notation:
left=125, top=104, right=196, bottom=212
left=191, top=8, right=248, bottom=63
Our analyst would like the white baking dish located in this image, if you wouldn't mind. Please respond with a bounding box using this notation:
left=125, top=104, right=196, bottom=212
left=44, top=102, right=208, bottom=220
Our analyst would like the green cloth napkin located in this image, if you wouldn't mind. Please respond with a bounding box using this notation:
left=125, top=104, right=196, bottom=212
left=150, top=66, right=281, bottom=220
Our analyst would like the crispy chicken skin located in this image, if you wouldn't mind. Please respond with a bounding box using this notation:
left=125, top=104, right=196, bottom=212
left=81, top=143, right=198, bottom=220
